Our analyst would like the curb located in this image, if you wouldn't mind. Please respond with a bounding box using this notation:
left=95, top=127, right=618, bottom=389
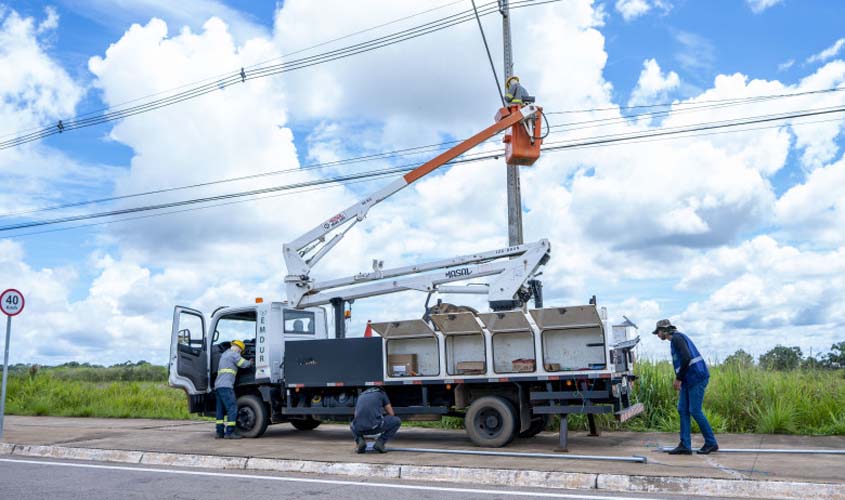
left=2, top=443, right=843, bottom=500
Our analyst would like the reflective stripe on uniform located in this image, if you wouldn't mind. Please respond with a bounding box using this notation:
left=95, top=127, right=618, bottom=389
left=218, top=368, right=237, bottom=375
left=236, top=358, right=246, bottom=367
left=505, top=93, right=513, bottom=98
left=225, top=422, right=236, bottom=427
left=512, top=99, right=523, bottom=104
left=215, top=420, right=224, bottom=424
left=674, top=355, right=704, bottom=373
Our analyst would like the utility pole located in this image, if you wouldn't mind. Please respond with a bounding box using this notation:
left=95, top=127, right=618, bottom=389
left=500, top=0, right=523, bottom=246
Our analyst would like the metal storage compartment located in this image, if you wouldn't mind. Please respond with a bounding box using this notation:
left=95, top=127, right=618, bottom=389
left=431, top=312, right=486, bottom=376
left=530, top=306, right=607, bottom=371
left=370, top=319, right=440, bottom=377
left=478, top=311, right=536, bottom=373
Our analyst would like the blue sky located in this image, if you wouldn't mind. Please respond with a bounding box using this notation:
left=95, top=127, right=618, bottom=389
left=1, top=0, right=844, bottom=365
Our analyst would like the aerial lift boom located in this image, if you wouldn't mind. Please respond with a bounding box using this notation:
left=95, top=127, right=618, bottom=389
left=283, top=104, right=545, bottom=322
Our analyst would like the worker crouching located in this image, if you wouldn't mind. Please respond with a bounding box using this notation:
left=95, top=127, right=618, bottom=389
left=351, top=387, right=401, bottom=453
left=215, top=340, right=253, bottom=439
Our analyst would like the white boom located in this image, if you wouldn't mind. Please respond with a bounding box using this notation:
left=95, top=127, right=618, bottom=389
left=283, top=104, right=548, bottom=310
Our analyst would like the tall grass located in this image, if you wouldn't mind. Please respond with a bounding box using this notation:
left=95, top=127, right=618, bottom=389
left=4, top=362, right=844, bottom=434
left=6, top=372, right=197, bottom=420
left=626, top=360, right=845, bottom=435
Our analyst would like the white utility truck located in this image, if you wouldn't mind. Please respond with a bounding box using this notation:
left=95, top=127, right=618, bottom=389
left=169, top=103, right=643, bottom=449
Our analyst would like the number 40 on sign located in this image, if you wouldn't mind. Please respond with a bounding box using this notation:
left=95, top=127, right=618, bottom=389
left=1, top=289, right=24, bottom=316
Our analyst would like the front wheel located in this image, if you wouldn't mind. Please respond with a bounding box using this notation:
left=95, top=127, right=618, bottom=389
left=236, top=394, right=269, bottom=438
left=465, top=396, right=517, bottom=447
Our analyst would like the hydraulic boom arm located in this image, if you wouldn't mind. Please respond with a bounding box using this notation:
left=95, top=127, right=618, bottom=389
left=283, top=104, right=543, bottom=309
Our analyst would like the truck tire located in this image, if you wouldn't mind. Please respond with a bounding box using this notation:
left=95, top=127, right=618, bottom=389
left=290, top=417, right=321, bottom=431
left=236, top=394, right=269, bottom=438
left=465, top=396, right=517, bottom=447
left=518, top=415, right=549, bottom=438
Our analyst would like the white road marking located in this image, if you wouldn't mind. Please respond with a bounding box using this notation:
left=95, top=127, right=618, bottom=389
left=0, top=457, right=661, bottom=500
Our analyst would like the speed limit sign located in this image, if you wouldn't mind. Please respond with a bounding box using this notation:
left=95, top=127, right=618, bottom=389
left=1, top=289, right=24, bottom=316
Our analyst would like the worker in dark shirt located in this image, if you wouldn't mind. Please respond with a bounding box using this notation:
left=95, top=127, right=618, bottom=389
left=350, top=387, right=401, bottom=454
left=654, top=319, right=719, bottom=455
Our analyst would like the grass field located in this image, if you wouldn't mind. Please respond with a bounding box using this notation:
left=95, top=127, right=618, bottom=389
left=5, top=361, right=845, bottom=434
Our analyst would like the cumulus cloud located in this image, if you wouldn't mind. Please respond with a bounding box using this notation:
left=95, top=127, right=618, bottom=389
left=677, top=236, right=845, bottom=358
left=3, top=0, right=845, bottom=365
left=746, top=0, right=784, bottom=14
left=628, top=58, right=680, bottom=107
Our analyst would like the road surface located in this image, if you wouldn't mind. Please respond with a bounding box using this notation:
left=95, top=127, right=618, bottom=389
left=0, top=456, right=754, bottom=500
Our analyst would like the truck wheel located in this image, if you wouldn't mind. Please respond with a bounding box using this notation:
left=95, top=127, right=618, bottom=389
left=290, top=417, right=321, bottom=431
left=518, top=415, right=549, bottom=438
left=465, top=396, right=517, bottom=447
left=236, top=394, right=269, bottom=438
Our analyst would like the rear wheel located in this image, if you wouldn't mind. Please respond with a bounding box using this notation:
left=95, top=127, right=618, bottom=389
left=290, top=417, right=321, bottom=431
left=236, top=394, right=269, bottom=438
left=465, top=396, right=517, bottom=448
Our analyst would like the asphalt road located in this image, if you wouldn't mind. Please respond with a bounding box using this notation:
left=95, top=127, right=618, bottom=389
left=0, top=457, right=755, bottom=500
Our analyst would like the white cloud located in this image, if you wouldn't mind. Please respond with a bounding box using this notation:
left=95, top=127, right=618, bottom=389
left=777, top=59, right=794, bottom=72
left=806, top=38, right=845, bottom=64
left=3, top=0, right=845, bottom=366
left=628, top=58, right=680, bottom=107
left=775, top=156, right=845, bottom=245
left=746, top=0, right=784, bottom=14
left=674, top=30, right=716, bottom=73
left=614, top=0, right=671, bottom=21
left=677, top=236, right=845, bottom=358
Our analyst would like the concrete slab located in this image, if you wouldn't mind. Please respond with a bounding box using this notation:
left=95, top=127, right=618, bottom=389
left=2, top=416, right=843, bottom=497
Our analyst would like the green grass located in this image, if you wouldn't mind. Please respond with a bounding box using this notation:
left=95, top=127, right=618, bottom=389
left=6, top=372, right=198, bottom=420
left=4, top=362, right=844, bottom=434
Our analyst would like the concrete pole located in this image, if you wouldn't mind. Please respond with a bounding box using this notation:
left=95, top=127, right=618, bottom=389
left=0, top=315, right=11, bottom=439
left=501, top=0, right=524, bottom=246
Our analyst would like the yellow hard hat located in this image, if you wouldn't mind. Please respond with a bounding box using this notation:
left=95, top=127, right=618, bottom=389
left=505, top=75, right=520, bottom=86
left=232, top=340, right=246, bottom=351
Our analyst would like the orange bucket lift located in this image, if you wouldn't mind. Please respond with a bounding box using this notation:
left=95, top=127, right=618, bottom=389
left=495, top=104, right=544, bottom=166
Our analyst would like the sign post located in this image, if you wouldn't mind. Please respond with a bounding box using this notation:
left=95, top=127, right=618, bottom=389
left=0, top=288, right=25, bottom=439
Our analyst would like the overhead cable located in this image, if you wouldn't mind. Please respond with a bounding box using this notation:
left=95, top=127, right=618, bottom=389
left=2, top=104, right=842, bottom=234
left=0, top=0, right=558, bottom=151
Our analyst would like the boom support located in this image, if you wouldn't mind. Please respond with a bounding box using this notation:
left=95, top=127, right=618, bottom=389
left=283, top=104, right=545, bottom=310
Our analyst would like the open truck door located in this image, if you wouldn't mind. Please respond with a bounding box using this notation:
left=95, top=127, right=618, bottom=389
left=168, top=306, right=209, bottom=395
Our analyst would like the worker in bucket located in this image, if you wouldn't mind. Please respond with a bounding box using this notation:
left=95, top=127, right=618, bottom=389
left=214, top=340, right=252, bottom=439
left=504, top=75, right=529, bottom=106
left=653, top=319, right=719, bottom=455
left=351, top=387, right=401, bottom=453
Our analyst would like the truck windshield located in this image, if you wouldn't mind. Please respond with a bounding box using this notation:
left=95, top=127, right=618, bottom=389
left=284, top=310, right=315, bottom=334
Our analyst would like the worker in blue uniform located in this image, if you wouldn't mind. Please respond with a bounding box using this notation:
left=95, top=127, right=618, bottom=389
left=351, top=387, right=401, bottom=453
left=654, top=319, right=719, bottom=455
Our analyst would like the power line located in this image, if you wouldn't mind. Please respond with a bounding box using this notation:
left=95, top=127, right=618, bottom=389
left=8, top=114, right=839, bottom=239
left=2, top=103, right=842, bottom=234
left=0, top=0, right=558, bottom=151
left=6, top=84, right=839, bottom=220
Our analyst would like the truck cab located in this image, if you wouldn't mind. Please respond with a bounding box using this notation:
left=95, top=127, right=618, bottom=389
left=168, top=302, right=327, bottom=421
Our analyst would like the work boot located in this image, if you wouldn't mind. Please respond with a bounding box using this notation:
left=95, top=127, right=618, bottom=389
left=354, top=436, right=367, bottom=454
left=215, top=434, right=224, bottom=439
left=697, top=443, right=719, bottom=455
left=373, top=439, right=387, bottom=454
left=224, top=433, right=243, bottom=440
left=667, top=443, right=692, bottom=455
